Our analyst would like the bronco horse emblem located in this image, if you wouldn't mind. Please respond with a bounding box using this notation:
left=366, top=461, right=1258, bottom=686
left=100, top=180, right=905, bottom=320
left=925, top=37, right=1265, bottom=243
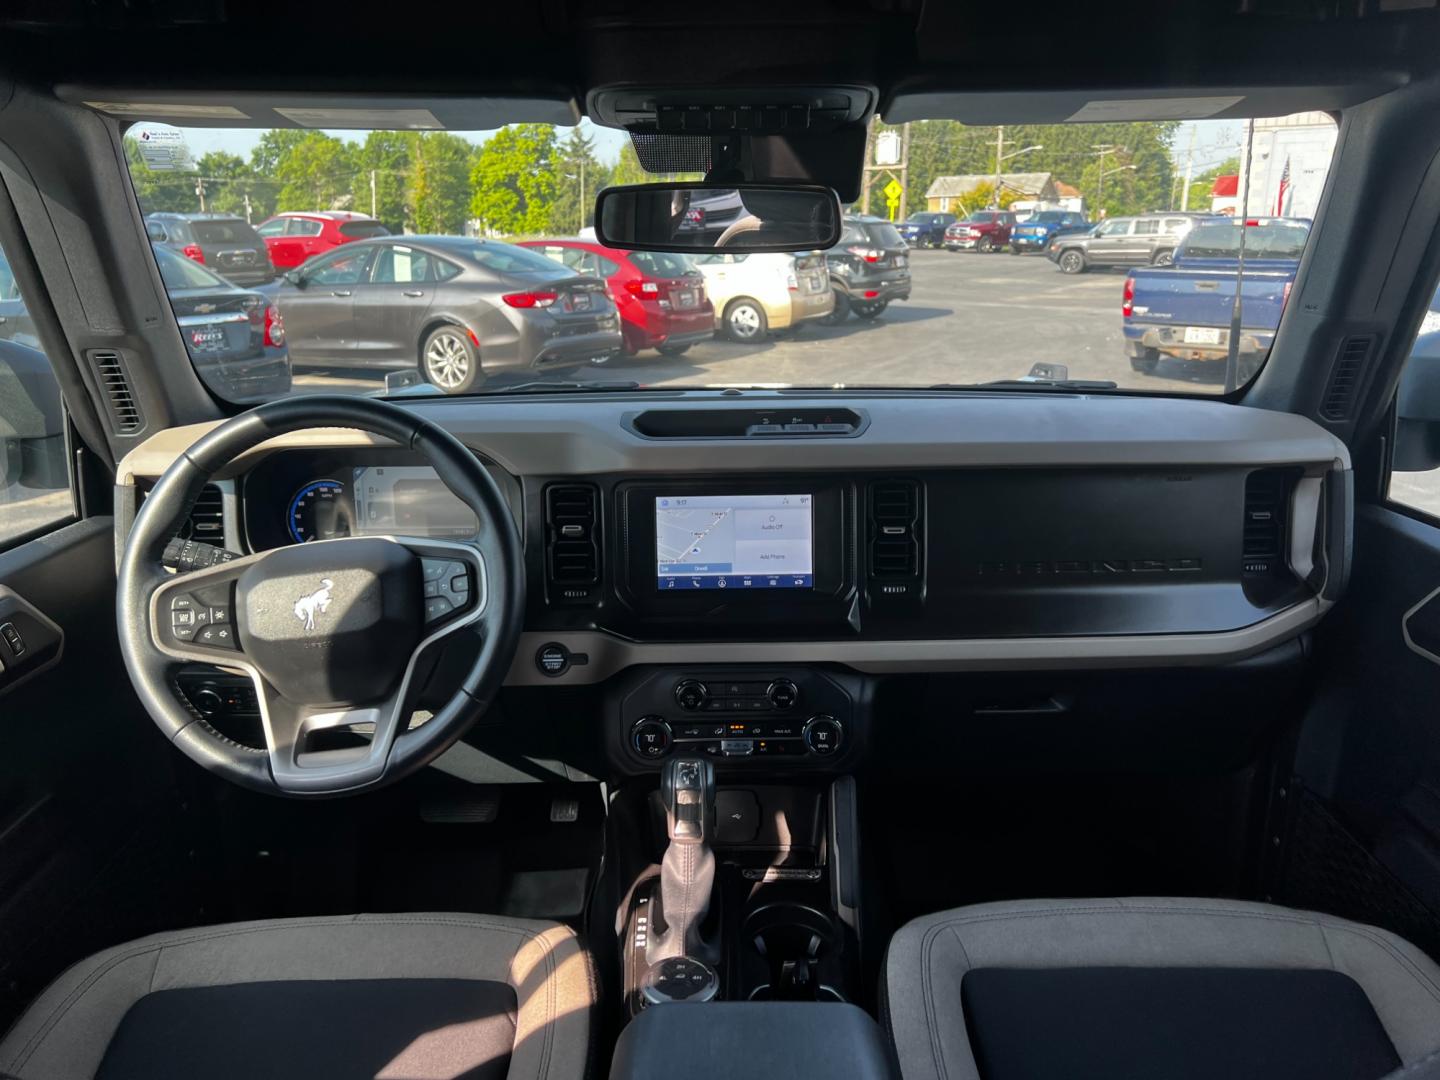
left=293, top=579, right=334, bottom=631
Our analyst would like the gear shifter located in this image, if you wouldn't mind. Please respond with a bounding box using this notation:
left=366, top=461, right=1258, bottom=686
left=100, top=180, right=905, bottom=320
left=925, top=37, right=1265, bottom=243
left=649, top=756, right=717, bottom=964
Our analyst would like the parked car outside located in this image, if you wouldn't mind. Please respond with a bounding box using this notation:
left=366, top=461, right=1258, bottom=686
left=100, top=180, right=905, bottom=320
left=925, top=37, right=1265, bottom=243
left=1009, top=210, right=1092, bottom=254
left=1122, top=217, right=1309, bottom=382
left=0, top=251, right=37, bottom=349
left=943, top=210, right=1018, bottom=253
left=274, top=236, right=621, bottom=394
left=823, top=216, right=912, bottom=322
left=1047, top=212, right=1210, bottom=273
left=675, top=190, right=746, bottom=240
left=144, top=213, right=275, bottom=287
left=896, top=211, right=957, bottom=249
left=255, top=211, right=390, bottom=271
left=518, top=240, right=714, bottom=357
left=151, top=242, right=291, bottom=401
left=691, top=251, right=834, bottom=342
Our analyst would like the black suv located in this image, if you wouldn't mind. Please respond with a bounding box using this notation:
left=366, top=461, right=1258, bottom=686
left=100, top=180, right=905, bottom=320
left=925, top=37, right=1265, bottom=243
left=822, top=216, right=912, bottom=323
left=144, top=213, right=275, bottom=287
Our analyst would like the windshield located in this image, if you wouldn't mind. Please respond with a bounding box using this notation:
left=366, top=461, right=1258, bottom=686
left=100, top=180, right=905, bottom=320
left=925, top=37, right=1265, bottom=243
left=122, top=112, right=1335, bottom=401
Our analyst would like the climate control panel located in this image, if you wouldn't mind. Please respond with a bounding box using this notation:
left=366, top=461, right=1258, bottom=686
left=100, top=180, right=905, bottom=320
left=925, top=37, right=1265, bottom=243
left=608, top=667, right=863, bottom=773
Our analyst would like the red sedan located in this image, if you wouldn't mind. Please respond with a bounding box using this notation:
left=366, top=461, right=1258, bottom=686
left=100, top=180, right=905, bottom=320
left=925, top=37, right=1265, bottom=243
left=519, top=240, right=714, bottom=356
left=255, top=211, right=389, bottom=271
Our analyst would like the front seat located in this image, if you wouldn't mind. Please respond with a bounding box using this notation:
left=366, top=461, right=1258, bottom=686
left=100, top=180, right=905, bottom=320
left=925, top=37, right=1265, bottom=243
left=0, top=913, right=594, bottom=1080
left=884, top=897, right=1440, bottom=1080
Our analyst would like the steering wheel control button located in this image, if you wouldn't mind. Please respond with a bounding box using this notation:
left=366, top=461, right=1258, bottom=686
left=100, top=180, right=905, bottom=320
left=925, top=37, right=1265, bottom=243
left=194, top=624, right=237, bottom=649
left=803, top=716, right=842, bottom=755
left=674, top=679, right=709, bottom=711
left=767, top=679, right=799, bottom=710
left=424, top=596, right=454, bottom=622
left=421, top=559, right=472, bottom=622
left=632, top=717, right=673, bottom=758
left=537, top=642, right=571, bottom=677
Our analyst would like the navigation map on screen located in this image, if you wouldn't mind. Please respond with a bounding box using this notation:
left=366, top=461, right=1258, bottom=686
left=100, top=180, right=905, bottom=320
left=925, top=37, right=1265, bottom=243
left=655, top=494, right=813, bottom=590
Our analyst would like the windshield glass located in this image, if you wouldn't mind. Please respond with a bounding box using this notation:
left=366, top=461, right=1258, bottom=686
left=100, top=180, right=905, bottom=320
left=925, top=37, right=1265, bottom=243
left=121, top=111, right=1335, bottom=401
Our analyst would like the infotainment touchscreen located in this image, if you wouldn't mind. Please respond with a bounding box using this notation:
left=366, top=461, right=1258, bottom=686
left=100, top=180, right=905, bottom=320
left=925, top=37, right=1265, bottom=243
left=655, top=494, right=813, bottom=589
left=352, top=465, right=478, bottom=539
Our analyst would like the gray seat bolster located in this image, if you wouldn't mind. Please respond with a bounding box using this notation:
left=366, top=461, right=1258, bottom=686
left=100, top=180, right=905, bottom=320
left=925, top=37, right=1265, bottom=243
left=0, top=912, right=595, bottom=1080
left=884, top=897, right=1440, bottom=1080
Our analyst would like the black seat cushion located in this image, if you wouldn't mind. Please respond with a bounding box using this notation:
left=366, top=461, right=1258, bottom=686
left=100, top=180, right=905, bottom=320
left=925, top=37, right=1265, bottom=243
left=95, top=979, right=516, bottom=1080
left=962, top=967, right=1401, bottom=1080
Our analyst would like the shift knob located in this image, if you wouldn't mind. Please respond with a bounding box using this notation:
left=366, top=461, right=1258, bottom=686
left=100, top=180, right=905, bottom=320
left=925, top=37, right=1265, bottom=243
left=660, top=757, right=714, bottom=844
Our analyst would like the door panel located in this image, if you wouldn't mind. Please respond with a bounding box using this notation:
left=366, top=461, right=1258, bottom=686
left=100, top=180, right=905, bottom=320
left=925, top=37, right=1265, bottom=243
left=352, top=245, right=436, bottom=361
left=1274, top=505, right=1440, bottom=957
left=278, top=247, right=373, bottom=361
left=0, top=519, right=198, bottom=1032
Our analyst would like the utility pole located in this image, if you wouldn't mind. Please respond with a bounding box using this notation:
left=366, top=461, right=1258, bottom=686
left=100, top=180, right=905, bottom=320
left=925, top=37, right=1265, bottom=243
left=370, top=169, right=377, bottom=218
left=993, top=125, right=1004, bottom=208
left=194, top=176, right=206, bottom=213
left=899, top=121, right=911, bottom=219
left=861, top=117, right=875, bottom=215
left=579, top=156, right=586, bottom=232
left=242, top=193, right=252, bottom=224
left=1179, top=125, right=1197, bottom=211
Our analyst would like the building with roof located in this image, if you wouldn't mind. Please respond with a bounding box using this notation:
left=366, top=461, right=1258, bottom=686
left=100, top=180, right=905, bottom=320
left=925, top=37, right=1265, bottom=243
left=925, top=172, right=1060, bottom=213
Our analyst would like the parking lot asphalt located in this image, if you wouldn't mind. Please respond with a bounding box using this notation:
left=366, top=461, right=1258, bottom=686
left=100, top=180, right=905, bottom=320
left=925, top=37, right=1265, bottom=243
left=290, top=249, right=1230, bottom=398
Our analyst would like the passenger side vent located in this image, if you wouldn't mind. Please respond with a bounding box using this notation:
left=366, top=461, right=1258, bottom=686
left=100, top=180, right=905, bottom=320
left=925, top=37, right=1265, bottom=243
left=88, top=349, right=143, bottom=434
left=1242, top=469, right=1289, bottom=577
left=178, top=484, right=225, bottom=543
left=545, top=484, right=601, bottom=604
left=868, top=480, right=922, bottom=597
left=1319, top=336, right=1374, bottom=422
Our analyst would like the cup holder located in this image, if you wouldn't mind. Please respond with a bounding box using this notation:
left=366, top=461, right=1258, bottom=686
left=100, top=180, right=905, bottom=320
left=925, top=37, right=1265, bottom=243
left=742, top=902, right=846, bottom=1003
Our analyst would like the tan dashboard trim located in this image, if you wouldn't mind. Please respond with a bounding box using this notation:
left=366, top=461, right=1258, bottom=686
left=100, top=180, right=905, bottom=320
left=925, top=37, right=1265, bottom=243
left=118, top=424, right=391, bottom=486
left=504, top=598, right=1327, bottom=685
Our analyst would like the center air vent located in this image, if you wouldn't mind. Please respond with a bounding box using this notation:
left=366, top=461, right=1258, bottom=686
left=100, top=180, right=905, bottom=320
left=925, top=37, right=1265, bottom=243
left=88, top=349, right=143, bottom=434
left=1242, top=469, right=1290, bottom=577
left=545, top=484, right=601, bottom=605
left=868, top=480, right=922, bottom=598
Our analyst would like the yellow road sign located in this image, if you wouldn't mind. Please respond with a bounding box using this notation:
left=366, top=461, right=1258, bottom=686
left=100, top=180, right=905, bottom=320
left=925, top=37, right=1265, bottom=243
left=883, top=179, right=904, bottom=200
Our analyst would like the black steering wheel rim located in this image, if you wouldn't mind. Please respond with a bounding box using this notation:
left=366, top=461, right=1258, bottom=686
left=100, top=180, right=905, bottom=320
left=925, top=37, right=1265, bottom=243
left=117, top=395, right=525, bottom=797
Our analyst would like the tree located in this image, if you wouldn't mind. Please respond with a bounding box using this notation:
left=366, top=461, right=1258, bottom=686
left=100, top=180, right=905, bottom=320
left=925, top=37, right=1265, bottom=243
left=548, top=126, right=605, bottom=235
left=1185, top=156, right=1240, bottom=213
left=192, top=151, right=274, bottom=221
left=469, top=124, right=560, bottom=236
left=407, top=132, right=473, bottom=234
left=250, top=130, right=313, bottom=176
left=272, top=132, right=356, bottom=212
left=351, top=132, right=411, bottom=230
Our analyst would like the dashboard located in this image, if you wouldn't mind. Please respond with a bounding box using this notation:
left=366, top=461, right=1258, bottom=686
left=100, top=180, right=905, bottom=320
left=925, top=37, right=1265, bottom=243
left=119, top=391, right=1351, bottom=698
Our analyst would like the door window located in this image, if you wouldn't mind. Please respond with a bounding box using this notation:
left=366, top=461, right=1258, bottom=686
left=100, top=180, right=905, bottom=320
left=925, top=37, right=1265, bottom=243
left=0, top=250, right=73, bottom=547
left=370, top=246, right=433, bottom=284
left=256, top=219, right=287, bottom=238
left=1096, top=220, right=1131, bottom=237
left=286, top=218, right=324, bottom=237
left=306, top=248, right=374, bottom=286
left=1389, top=284, right=1440, bottom=520
left=1133, top=220, right=1160, bottom=236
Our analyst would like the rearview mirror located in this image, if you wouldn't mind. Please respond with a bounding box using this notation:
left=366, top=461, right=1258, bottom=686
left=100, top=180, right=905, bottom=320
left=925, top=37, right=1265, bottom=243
left=594, top=183, right=842, bottom=254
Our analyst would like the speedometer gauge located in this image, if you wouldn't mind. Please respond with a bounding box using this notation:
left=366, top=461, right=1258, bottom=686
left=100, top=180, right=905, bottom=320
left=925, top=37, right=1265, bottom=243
left=286, top=479, right=351, bottom=543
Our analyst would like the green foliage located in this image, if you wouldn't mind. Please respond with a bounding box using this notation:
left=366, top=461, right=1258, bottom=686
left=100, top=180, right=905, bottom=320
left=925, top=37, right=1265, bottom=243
left=469, top=124, right=560, bottom=235
left=407, top=133, right=475, bottom=234
left=123, top=136, right=199, bottom=214
left=351, top=132, right=412, bottom=230
left=862, top=121, right=1180, bottom=219
left=547, top=126, right=608, bottom=235
left=273, top=132, right=356, bottom=213
left=1185, top=156, right=1240, bottom=213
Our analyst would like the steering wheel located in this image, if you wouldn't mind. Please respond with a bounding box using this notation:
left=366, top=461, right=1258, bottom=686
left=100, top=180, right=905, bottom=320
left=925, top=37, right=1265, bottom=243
left=116, top=396, right=525, bottom=797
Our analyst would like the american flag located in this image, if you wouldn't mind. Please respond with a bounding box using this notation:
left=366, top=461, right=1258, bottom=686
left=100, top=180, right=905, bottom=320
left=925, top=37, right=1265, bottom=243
left=1274, top=156, right=1292, bottom=216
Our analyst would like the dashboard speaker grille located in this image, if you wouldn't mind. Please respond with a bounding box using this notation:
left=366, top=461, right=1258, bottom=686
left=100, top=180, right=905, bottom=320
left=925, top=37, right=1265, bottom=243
left=869, top=480, right=920, bottom=580
left=88, top=349, right=143, bottom=434
left=1320, top=335, right=1373, bottom=422
left=546, top=483, right=600, bottom=604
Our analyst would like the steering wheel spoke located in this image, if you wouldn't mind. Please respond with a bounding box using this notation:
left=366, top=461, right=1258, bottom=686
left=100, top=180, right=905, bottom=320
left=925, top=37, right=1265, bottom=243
left=149, top=552, right=263, bottom=664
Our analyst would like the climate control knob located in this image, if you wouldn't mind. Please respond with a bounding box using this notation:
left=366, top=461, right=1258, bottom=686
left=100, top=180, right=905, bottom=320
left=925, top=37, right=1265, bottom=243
left=767, top=679, right=799, bottom=710
left=802, top=715, right=842, bottom=756
left=673, top=679, right=709, bottom=712
left=632, top=717, right=673, bottom=759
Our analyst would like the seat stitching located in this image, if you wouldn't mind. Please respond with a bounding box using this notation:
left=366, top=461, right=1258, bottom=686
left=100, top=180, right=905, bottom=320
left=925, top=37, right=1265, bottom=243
left=10, top=916, right=564, bottom=1070
left=917, top=922, right=952, bottom=1080
left=907, top=904, right=1440, bottom=1005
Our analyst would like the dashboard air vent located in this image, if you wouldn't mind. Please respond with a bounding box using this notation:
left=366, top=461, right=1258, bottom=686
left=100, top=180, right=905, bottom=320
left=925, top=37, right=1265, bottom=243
left=1242, top=469, right=1288, bottom=577
left=88, top=349, right=143, bottom=434
left=1320, top=336, right=1373, bottom=422
left=868, top=480, right=921, bottom=596
left=178, top=484, right=225, bottom=543
left=545, top=484, right=601, bottom=604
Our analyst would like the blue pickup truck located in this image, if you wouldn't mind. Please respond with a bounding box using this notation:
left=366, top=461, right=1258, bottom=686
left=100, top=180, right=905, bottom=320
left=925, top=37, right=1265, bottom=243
left=1122, top=218, right=1309, bottom=382
left=1009, top=210, right=1090, bottom=254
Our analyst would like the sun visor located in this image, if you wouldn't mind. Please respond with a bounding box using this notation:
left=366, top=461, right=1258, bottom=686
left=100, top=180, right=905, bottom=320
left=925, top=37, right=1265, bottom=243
left=57, top=88, right=580, bottom=130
